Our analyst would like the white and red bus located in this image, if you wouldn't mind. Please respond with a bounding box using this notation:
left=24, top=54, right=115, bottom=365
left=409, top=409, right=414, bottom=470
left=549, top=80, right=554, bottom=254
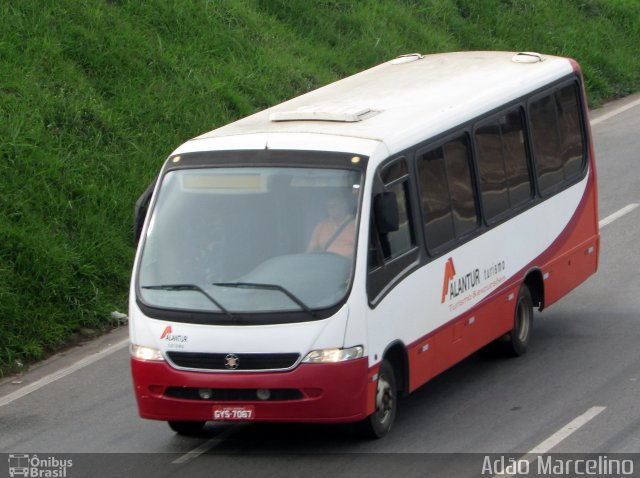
left=129, top=51, right=598, bottom=438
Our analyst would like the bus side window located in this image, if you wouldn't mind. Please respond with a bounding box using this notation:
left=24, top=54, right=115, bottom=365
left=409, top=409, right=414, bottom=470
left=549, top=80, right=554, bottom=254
left=368, top=159, right=415, bottom=268
left=555, top=83, right=585, bottom=179
left=530, top=94, right=564, bottom=193
left=475, top=108, right=532, bottom=221
left=367, top=157, right=421, bottom=303
left=417, top=134, right=478, bottom=251
left=530, top=82, right=585, bottom=194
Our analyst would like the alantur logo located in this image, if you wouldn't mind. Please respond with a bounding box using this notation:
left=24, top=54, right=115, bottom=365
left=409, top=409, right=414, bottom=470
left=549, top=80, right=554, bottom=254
left=441, top=258, right=456, bottom=303
left=160, top=325, right=172, bottom=340
left=441, top=257, right=482, bottom=305
left=159, top=325, right=188, bottom=343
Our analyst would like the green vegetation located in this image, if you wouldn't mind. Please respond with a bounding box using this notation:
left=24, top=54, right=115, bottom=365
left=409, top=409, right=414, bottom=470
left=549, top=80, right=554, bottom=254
left=1, top=0, right=638, bottom=375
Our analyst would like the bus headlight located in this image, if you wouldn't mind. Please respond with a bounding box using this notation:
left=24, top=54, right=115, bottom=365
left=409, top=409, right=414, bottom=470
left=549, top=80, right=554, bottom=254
left=302, top=346, right=364, bottom=363
left=130, top=343, right=165, bottom=361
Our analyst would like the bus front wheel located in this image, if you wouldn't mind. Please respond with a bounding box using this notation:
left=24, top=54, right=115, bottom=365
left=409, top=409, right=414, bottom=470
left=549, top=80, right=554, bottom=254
left=355, top=359, right=397, bottom=439
left=168, top=420, right=206, bottom=435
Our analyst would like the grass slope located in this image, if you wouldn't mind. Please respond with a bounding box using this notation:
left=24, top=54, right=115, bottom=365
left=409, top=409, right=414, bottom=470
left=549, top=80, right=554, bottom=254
left=1, top=0, right=638, bottom=375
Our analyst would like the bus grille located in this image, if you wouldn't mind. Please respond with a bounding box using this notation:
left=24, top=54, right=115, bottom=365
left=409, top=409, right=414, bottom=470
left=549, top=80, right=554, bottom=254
left=166, top=351, right=300, bottom=371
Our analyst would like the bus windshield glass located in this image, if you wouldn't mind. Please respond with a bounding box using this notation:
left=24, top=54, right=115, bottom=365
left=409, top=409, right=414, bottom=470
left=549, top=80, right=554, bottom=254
left=137, top=165, right=363, bottom=317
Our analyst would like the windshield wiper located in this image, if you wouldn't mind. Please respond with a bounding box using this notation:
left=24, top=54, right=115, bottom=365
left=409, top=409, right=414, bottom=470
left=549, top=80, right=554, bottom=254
left=141, top=284, right=234, bottom=320
left=213, top=282, right=315, bottom=317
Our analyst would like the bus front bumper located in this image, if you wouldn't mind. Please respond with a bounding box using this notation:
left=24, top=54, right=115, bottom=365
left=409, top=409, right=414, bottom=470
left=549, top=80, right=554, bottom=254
left=131, top=357, right=374, bottom=423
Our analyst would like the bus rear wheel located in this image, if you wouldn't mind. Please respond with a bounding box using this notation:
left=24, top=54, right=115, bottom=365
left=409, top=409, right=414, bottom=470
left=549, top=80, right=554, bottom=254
left=355, top=359, right=397, bottom=439
left=507, top=285, right=533, bottom=356
left=168, top=420, right=206, bottom=435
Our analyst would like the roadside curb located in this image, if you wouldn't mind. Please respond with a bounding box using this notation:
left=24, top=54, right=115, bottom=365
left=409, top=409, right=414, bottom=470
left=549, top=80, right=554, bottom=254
left=0, top=326, right=129, bottom=404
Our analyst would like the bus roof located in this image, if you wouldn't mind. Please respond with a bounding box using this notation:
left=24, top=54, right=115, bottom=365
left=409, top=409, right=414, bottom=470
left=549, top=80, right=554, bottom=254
left=183, top=51, right=575, bottom=157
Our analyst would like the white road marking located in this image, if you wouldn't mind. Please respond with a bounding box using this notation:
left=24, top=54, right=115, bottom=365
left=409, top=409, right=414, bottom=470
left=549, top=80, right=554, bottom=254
left=599, top=203, right=639, bottom=228
left=591, top=97, right=640, bottom=126
left=493, top=406, right=606, bottom=478
left=172, top=425, right=246, bottom=464
left=0, top=338, right=129, bottom=408
left=528, top=406, right=607, bottom=454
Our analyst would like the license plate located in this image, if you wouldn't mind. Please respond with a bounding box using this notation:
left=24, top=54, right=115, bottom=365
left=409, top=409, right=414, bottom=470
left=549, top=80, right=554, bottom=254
left=212, top=405, right=255, bottom=421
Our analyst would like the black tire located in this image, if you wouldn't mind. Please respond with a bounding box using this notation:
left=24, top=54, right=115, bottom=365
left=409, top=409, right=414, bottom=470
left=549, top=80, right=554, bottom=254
left=168, top=420, right=206, bottom=435
left=507, top=285, right=533, bottom=356
left=355, top=360, right=397, bottom=439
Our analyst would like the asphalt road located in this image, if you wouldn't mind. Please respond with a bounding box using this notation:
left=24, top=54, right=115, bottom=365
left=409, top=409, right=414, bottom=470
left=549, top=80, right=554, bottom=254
left=1, top=94, right=639, bottom=477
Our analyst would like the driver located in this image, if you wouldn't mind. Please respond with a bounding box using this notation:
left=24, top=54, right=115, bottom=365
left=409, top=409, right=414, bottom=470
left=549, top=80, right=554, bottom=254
left=307, top=195, right=355, bottom=258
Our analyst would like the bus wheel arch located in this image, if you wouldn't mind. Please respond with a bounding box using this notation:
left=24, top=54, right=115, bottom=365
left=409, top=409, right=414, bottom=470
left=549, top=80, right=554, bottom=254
left=383, top=341, right=409, bottom=397
left=355, top=359, right=397, bottom=438
left=524, top=268, right=545, bottom=311
left=355, top=341, right=407, bottom=439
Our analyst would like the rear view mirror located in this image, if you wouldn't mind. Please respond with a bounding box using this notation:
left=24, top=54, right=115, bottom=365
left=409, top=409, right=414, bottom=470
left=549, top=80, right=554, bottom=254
left=374, top=192, right=399, bottom=234
left=134, top=178, right=157, bottom=243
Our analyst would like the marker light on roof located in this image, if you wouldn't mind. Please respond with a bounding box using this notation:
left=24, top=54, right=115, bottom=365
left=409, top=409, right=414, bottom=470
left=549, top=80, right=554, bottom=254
left=391, top=53, right=424, bottom=65
left=512, top=52, right=545, bottom=63
left=270, top=106, right=371, bottom=123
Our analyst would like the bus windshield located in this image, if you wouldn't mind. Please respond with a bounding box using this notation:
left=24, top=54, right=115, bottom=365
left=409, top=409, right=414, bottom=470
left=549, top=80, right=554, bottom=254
left=137, top=165, right=363, bottom=317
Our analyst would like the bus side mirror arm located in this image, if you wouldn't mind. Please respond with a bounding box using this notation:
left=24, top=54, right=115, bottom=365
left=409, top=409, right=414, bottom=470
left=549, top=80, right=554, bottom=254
left=373, top=192, right=399, bottom=234
left=134, top=177, right=157, bottom=243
